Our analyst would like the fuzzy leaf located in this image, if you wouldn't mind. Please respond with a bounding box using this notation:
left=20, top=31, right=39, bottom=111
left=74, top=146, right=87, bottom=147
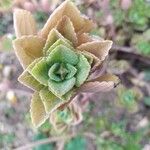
left=13, top=36, right=45, bottom=68
left=77, top=40, right=112, bottom=61
left=43, top=29, right=72, bottom=54
left=79, top=51, right=101, bottom=69
left=79, top=74, right=120, bottom=93
left=40, top=0, right=94, bottom=38
left=65, top=64, right=77, bottom=80
left=94, top=74, right=120, bottom=83
left=56, top=16, right=77, bottom=46
left=18, top=71, right=44, bottom=91
left=75, top=54, right=91, bottom=87
left=60, top=90, right=76, bottom=102
left=77, top=33, right=93, bottom=46
left=48, top=63, right=62, bottom=82
left=14, top=9, right=37, bottom=38
left=48, top=78, right=76, bottom=96
left=80, top=81, right=114, bottom=93
left=47, top=45, right=78, bottom=65
left=39, top=88, right=63, bottom=114
left=48, top=39, right=74, bottom=55
left=50, top=102, right=82, bottom=133
left=30, top=92, right=47, bottom=128
left=30, top=58, right=49, bottom=86
left=77, top=33, right=103, bottom=46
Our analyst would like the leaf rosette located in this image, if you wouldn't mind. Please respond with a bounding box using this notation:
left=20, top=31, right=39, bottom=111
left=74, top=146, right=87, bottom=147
left=50, top=102, right=83, bottom=133
left=13, top=0, right=119, bottom=127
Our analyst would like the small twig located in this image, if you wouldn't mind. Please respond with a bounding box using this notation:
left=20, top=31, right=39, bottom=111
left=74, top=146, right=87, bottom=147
left=14, top=131, right=97, bottom=150
left=112, top=45, right=150, bottom=68
left=112, top=45, right=133, bottom=52
left=14, top=134, right=75, bottom=150
left=83, top=132, right=97, bottom=140
left=57, top=140, right=66, bottom=150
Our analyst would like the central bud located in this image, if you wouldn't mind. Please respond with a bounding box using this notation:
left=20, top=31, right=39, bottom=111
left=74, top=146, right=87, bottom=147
left=56, top=63, right=68, bottom=80
left=57, top=109, right=72, bottom=124
left=48, top=63, right=77, bottom=82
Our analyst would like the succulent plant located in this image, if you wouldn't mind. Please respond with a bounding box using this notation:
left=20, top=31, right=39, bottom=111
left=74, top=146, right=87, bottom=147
left=50, top=102, right=82, bottom=133
left=13, top=0, right=119, bottom=128
left=116, top=85, right=142, bottom=112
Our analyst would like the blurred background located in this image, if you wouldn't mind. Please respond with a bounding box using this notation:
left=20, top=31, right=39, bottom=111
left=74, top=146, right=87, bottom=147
left=0, top=0, right=150, bottom=149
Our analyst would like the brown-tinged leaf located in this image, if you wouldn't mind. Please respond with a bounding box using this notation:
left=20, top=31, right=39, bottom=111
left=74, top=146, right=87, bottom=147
left=18, top=70, right=44, bottom=91
left=88, top=63, right=105, bottom=81
left=30, top=92, right=47, bottom=128
left=68, top=102, right=83, bottom=125
left=56, top=16, right=77, bottom=46
left=93, top=74, right=120, bottom=83
left=43, top=29, right=72, bottom=54
left=79, top=81, right=114, bottom=93
left=79, top=74, right=120, bottom=93
left=40, top=0, right=94, bottom=38
left=13, top=36, right=45, bottom=68
left=14, top=9, right=37, bottom=38
left=77, top=33, right=93, bottom=46
left=39, top=88, right=64, bottom=114
left=79, top=50, right=102, bottom=70
left=77, top=33, right=103, bottom=46
left=50, top=102, right=82, bottom=133
left=77, top=40, right=113, bottom=61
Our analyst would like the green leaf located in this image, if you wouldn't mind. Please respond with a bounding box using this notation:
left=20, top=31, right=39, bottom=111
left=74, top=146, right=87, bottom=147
left=137, top=42, right=150, bottom=55
left=48, top=63, right=62, bottom=82
left=47, top=45, right=78, bottom=65
left=30, top=58, right=49, bottom=86
left=39, top=88, right=63, bottom=113
left=75, top=54, right=91, bottom=87
left=65, top=63, right=77, bottom=80
left=18, top=71, right=44, bottom=91
left=48, top=63, right=77, bottom=82
left=48, top=78, right=76, bottom=96
left=33, top=133, right=54, bottom=150
left=47, top=39, right=74, bottom=56
left=57, top=108, right=72, bottom=124
left=39, top=120, right=52, bottom=132
left=43, top=29, right=72, bottom=54
left=65, top=136, right=86, bottom=150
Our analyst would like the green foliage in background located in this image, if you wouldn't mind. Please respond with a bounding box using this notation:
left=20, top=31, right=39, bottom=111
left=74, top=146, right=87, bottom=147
left=0, top=35, right=13, bottom=51
left=116, top=86, right=142, bottom=112
left=64, top=136, right=86, bottom=150
left=34, top=11, right=49, bottom=29
left=0, top=0, right=12, bottom=10
left=0, top=133, right=15, bottom=148
left=128, top=0, right=150, bottom=30
left=110, top=0, right=150, bottom=30
left=33, top=133, right=54, bottom=150
left=96, top=122, right=143, bottom=150
left=137, top=42, right=150, bottom=55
